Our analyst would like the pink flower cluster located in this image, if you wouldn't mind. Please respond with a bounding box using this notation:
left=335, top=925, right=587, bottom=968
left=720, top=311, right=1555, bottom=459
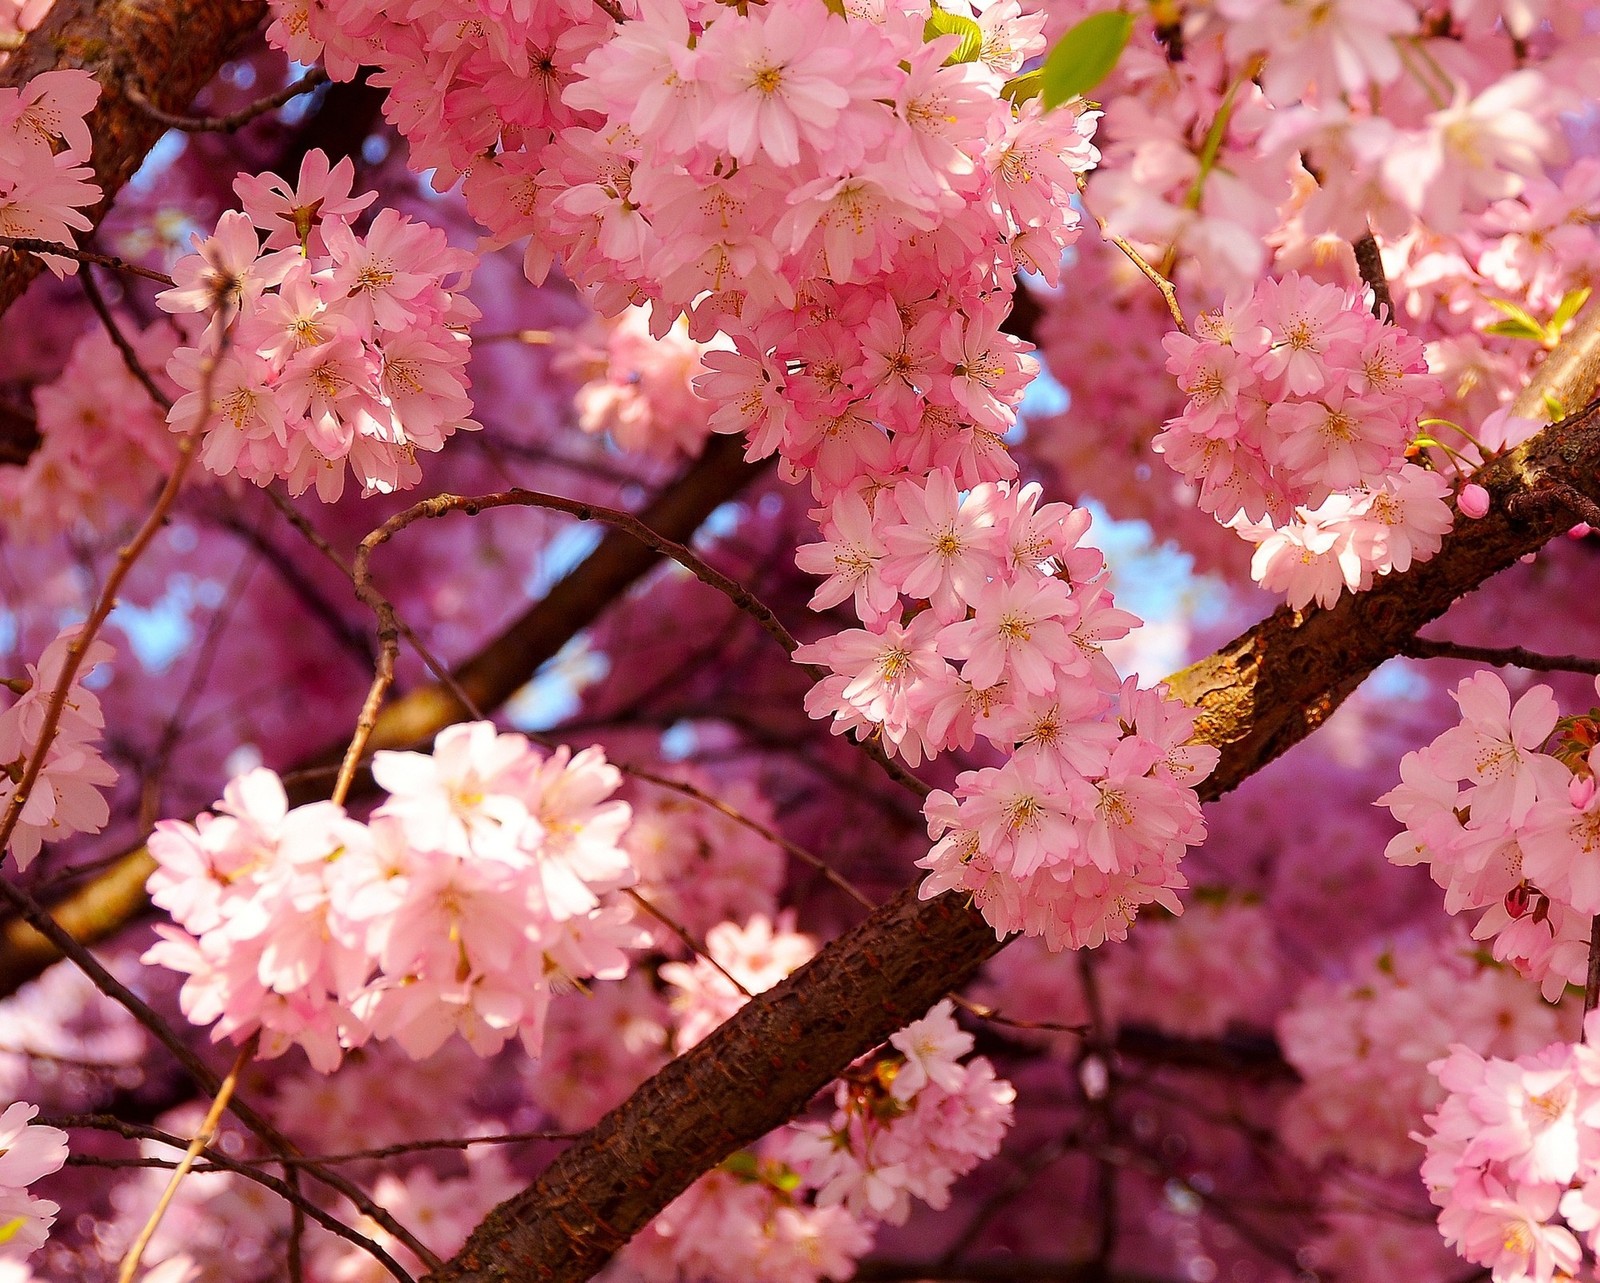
left=0, top=70, right=100, bottom=277
left=1156, top=272, right=1442, bottom=526
left=795, top=471, right=1215, bottom=948
left=1417, top=1015, right=1600, bottom=1283
left=1380, top=672, right=1600, bottom=1002
left=1242, top=462, right=1455, bottom=610
left=156, top=151, right=479, bottom=502
left=619, top=1159, right=873, bottom=1283
left=660, top=912, right=816, bottom=1051
left=554, top=308, right=723, bottom=461
left=0, top=1103, right=67, bottom=1260
left=263, top=0, right=1222, bottom=959
left=0, top=627, right=117, bottom=871
left=782, top=1000, right=1016, bottom=1226
left=1277, top=929, right=1563, bottom=1175
left=143, top=722, right=640, bottom=1072
left=622, top=999, right=1014, bottom=1283
left=916, top=675, right=1217, bottom=951
left=0, top=321, right=176, bottom=540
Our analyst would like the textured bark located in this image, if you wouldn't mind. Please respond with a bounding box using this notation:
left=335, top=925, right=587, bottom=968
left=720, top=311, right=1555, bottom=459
left=427, top=398, right=1600, bottom=1283
left=0, top=436, right=767, bottom=994
left=0, top=0, right=268, bottom=314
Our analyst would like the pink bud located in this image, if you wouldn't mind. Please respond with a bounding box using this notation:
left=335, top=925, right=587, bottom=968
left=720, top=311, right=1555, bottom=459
left=1571, top=774, right=1596, bottom=809
left=1458, top=483, right=1491, bottom=519
left=1505, top=883, right=1533, bottom=919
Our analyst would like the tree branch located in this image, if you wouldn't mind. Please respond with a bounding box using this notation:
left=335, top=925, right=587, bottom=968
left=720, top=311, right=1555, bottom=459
left=426, top=397, right=1600, bottom=1283
left=0, top=0, right=268, bottom=315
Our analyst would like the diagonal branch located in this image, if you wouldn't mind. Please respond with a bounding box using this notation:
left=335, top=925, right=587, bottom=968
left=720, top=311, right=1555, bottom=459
left=426, top=397, right=1600, bottom=1283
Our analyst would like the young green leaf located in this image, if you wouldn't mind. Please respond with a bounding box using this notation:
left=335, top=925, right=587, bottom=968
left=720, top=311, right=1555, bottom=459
left=1550, top=286, right=1593, bottom=335
left=1040, top=10, right=1133, bottom=110
left=924, top=7, right=986, bottom=64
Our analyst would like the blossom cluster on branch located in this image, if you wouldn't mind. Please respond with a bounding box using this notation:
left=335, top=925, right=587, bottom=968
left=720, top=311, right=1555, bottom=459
left=144, top=722, right=639, bottom=1070
left=158, top=151, right=479, bottom=501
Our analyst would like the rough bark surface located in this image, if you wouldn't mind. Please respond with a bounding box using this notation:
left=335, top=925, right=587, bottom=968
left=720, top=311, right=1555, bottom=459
left=427, top=398, right=1600, bottom=1283
left=0, top=0, right=268, bottom=304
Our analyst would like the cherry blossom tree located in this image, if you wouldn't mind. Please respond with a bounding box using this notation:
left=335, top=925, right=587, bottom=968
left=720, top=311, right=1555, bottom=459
left=2, top=0, right=1600, bottom=1281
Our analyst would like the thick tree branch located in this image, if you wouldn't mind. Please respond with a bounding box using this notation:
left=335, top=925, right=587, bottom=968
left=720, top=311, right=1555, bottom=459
left=427, top=398, right=1600, bottom=1283
left=0, top=0, right=268, bottom=313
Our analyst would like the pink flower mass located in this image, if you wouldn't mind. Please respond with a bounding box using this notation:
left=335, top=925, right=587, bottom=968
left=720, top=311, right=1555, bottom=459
left=1, top=0, right=1600, bottom=1280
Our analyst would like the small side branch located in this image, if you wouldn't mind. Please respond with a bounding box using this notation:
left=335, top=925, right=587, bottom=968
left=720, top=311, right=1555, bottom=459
left=126, top=68, right=329, bottom=132
left=1399, top=637, right=1600, bottom=677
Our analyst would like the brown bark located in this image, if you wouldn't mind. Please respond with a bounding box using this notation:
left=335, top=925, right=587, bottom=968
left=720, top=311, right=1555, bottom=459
left=426, top=398, right=1600, bottom=1283
left=0, top=0, right=268, bottom=314
left=0, top=436, right=767, bottom=994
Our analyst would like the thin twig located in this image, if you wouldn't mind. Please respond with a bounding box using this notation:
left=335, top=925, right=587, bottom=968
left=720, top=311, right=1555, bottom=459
left=950, top=995, right=1089, bottom=1039
left=81, top=264, right=174, bottom=409
left=51, top=1116, right=415, bottom=1282
left=0, top=237, right=174, bottom=285
left=118, top=1036, right=255, bottom=1283
left=354, top=488, right=931, bottom=800
left=125, top=68, right=329, bottom=132
left=1096, top=218, right=1188, bottom=334
left=622, top=762, right=875, bottom=911
left=330, top=606, right=398, bottom=806
left=0, top=332, right=207, bottom=861
left=0, top=875, right=442, bottom=1270
left=624, top=888, right=752, bottom=998
left=1400, top=636, right=1600, bottom=677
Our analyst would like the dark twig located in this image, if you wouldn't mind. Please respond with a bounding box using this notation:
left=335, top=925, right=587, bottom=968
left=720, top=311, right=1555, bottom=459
left=356, top=487, right=931, bottom=801
left=80, top=264, right=174, bottom=411
left=0, top=237, right=174, bottom=286
left=1352, top=232, right=1393, bottom=322
left=0, top=876, right=441, bottom=1270
left=1505, top=476, right=1600, bottom=530
left=52, top=1116, right=413, bottom=1282
left=1400, top=636, right=1600, bottom=677
left=125, top=68, right=329, bottom=132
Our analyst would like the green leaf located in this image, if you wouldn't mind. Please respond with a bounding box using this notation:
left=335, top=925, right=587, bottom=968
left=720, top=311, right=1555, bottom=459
left=1000, top=67, right=1043, bottom=103
left=923, top=7, right=985, bottom=64
left=1484, top=297, right=1544, bottom=329
left=1551, top=286, right=1593, bottom=334
left=1039, top=10, right=1133, bottom=110
left=1484, top=317, right=1548, bottom=342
